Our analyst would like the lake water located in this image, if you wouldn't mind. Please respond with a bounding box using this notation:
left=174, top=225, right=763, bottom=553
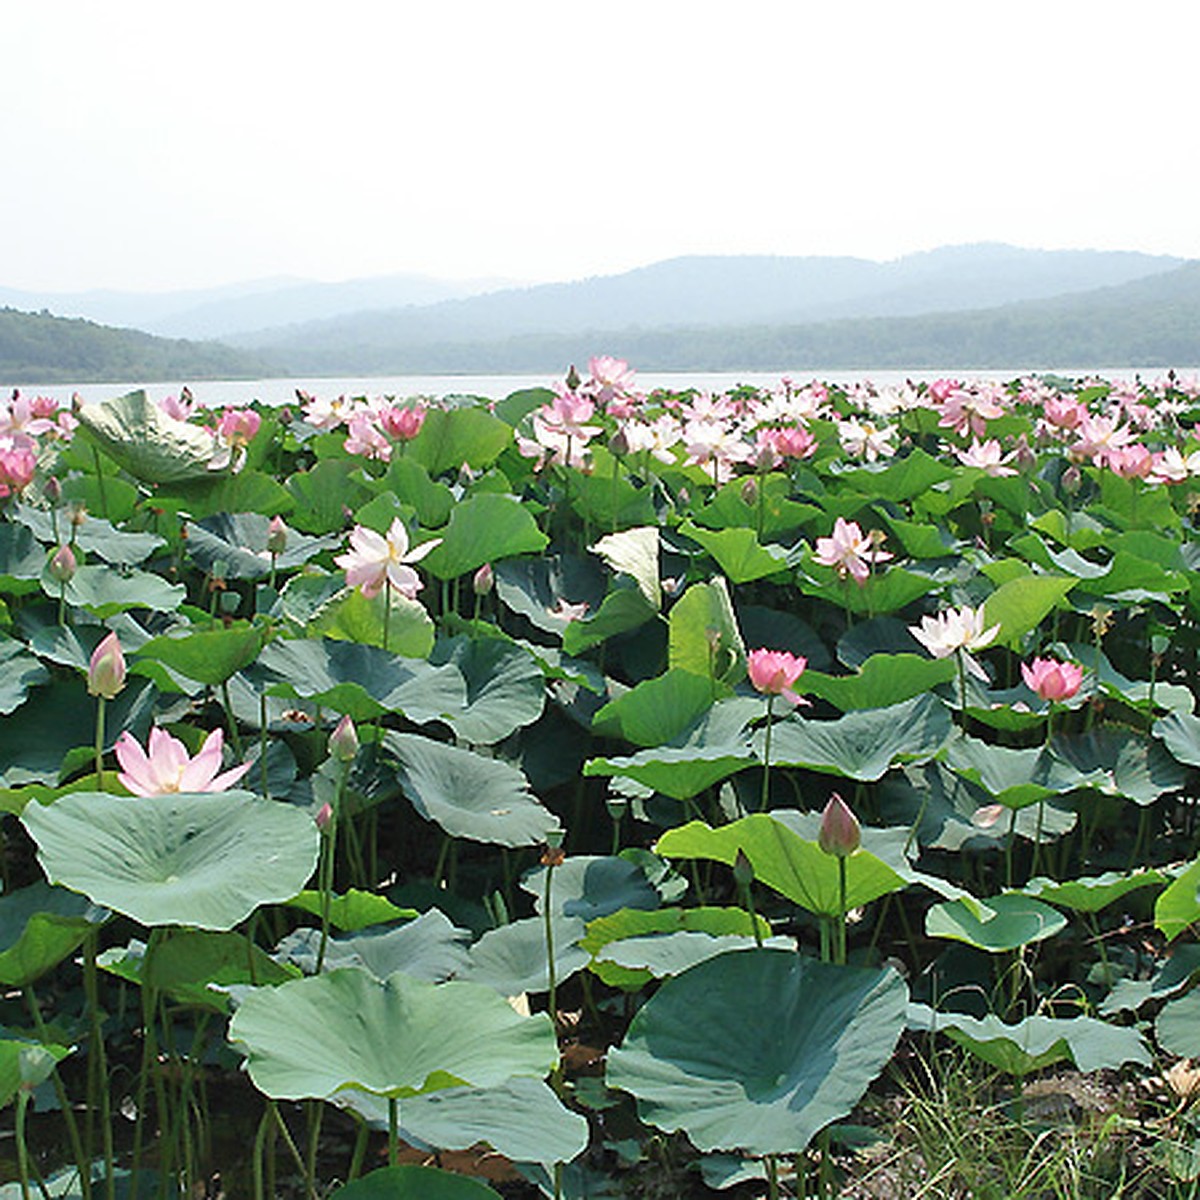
left=9, top=367, right=1191, bottom=408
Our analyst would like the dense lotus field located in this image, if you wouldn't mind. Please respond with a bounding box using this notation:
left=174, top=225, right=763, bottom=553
left=2, top=362, right=1200, bottom=1198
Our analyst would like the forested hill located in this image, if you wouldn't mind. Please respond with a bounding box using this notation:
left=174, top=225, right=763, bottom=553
left=251, top=261, right=1200, bottom=374
left=0, top=308, right=274, bottom=385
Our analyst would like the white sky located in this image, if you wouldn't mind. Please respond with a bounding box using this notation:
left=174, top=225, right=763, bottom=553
left=4, top=1, right=1197, bottom=292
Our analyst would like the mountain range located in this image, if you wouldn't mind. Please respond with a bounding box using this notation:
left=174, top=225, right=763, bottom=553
left=2, top=244, right=1199, bottom=383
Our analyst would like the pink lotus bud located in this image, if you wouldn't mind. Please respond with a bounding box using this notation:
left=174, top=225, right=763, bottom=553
left=473, top=562, right=494, bottom=596
left=1062, top=464, right=1082, bottom=495
left=87, top=631, right=126, bottom=700
left=818, top=793, right=861, bottom=858
left=266, top=515, right=288, bottom=555
left=315, top=801, right=333, bottom=829
left=740, top=476, right=759, bottom=507
left=49, top=544, right=77, bottom=583
left=732, top=848, right=754, bottom=887
left=329, top=713, right=359, bottom=763
left=44, top=476, right=62, bottom=504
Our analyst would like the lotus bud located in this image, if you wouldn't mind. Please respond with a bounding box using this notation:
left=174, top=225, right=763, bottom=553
left=315, top=801, right=333, bottom=829
left=740, top=476, right=759, bottom=507
left=87, top=631, right=126, bottom=700
left=818, top=793, right=861, bottom=858
left=565, top=364, right=581, bottom=392
left=609, top=428, right=630, bottom=458
left=732, top=848, right=754, bottom=887
left=1062, top=464, right=1082, bottom=495
left=329, top=714, right=359, bottom=763
left=266, top=515, right=288, bottom=555
left=473, top=562, right=494, bottom=596
left=44, top=476, right=62, bottom=504
left=49, top=543, right=77, bottom=584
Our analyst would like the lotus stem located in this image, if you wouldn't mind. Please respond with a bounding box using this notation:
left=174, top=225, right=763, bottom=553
left=383, top=576, right=392, bottom=653
left=760, top=694, right=775, bottom=812
left=84, top=932, right=115, bottom=1200
left=388, top=1096, right=399, bottom=1170
left=94, top=695, right=106, bottom=790
left=836, top=857, right=849, bottom=966
left=16, top=1090, right=31, bottom=1200
left=220, top=678, right=244, bottom=760
left=544, top=859, right=558, bottom=1028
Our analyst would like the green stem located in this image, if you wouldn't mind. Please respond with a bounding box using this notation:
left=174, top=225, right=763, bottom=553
left=220, top=679, right=244, bottom=759
left=259, top=693, right=270, bottom=800
left=544, top=861, right=558, bottom=1028
left=16, top=1090, right=31, bottom=1200
left=760, top=694, right=775, bottom=812
left=956, top=649, right=968, bottom=733
left=84, top=932, right=115, bottom=1200
left=383, top=576, right=392, bottom=653
left=91, top=446, right=109, bottom=521
left=94, top=695, right=107, bottom=790
left=388, top=1096, right=399, bottom=1169
left=1005, top=807, right=1017, bottom=889
left=837, top=856, right=848, bottom=966
left=347, top=1116, right=369, bottom=1182
left=304, top=1100, right=323, bottom=1200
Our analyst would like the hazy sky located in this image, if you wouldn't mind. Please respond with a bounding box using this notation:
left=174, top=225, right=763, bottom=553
left=5, top=2, right=1197, bottom=293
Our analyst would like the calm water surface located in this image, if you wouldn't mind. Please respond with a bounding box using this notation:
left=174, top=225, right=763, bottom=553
left=10, top=368, right=1193, bottom=409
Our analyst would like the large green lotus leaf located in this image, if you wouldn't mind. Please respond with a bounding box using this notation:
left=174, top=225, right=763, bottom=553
left=428, top=636, right=545, bottom=744
left=286, top=889, right=419, bottom=932
left=1156, top=990, right=1200, bottom=1058
left=980, top=574, right=1076, bottom=646
left=287, top=460, right=374, bottom=534
left=678, top=520, right=791, bottom=584
left=945, top=736, right=1103, bottom=810
left=493, top=554, right=606, bottom=636
left=170, top=470, right=294, bottom=521
left=61, top=565, right=185, bottom=618
left=0, top=880, right=107, bottom=987
left=1063, top=641, right=1191, bottom=716
left=520, top=855, right=662, bottom=920
left=594, top=669, right=715, bottom=749
left=278, top=910, right=470, bottom=983
left=842, top=449, right=956, bottom=502
left=1156, top=859, right=1200, bottom=943
left=340, top=1076, right=589, bottom=1168
left=907, top=1004, right=1149, bottom=1076
left=1022, top=869, right=1169, bottom=914
left=925, top=894, right=1066, bottom=952
left=75, top=391, right=216, bottom=483
left=137, top=623, right=266, bottom=686
left=802, top=653, right=956, bottom=712
left=0, top=636, right=48, bottom=715
left=798, top=567, right=934, bottom=615
left=655, top=816, right=908, bottom=916
left=1155, top=711, right=1200, bottom=768
left=408, top=405, right=513, bottom=476
left=740, top=605, right=830, bottom=671
left=0, top=1038, right=72, bottom=1110
left=692, top=473, right=819, bottom=538
left=561, top=586, right=657, bottom=655
left=383, top=732, right=559, bottom=847
left=308, top=588, right=435, bottom=659
left=0, top=522, right=52, bottom=591
left=582, top=905, right=772, bottom=989
left=668, top=578, right=745, bottom=687
left=608, top=951, right=906, bottom=1155
left=762, top=693, right=952, bottom=782
left=1074, top=550, right=1187, bottom=600
left=599, top=929, right=795, bottom=979
left=229, top=967, right=556, bottom=1101
left=1101, top=945, right=1200, bottom=1017
left=22, top=791, right=319, bottom=930
left=185, top=513, right=339, bottom=580
left=328, top=1166, right=502, bottom=1200
left=99, top=931, right=298, bottom=1012
left=584, top=744, right=754, bottom=801
left=591, top=526, right=661, bottom=609
left=1052, top=728, right=1187, bottom=806
left=381, top=457, right=455, bottom=530
left=462, top=915, right=589, bottom=995
left=422, top=494, right=548, bottom=580
left=880, top=512, right=958, bottom=559
left=259, top=638, right=462, bottom=723
left=0, top=677, right=156, bottom=787
left=569, top=459, right=657, bottom=530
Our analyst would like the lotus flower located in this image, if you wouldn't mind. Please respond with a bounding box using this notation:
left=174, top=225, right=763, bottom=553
left=812, top=517, right=891, bottom=586
left=909, top=605, right=999, bottom=659
left=334, top=518, right=441, bottom=601
left=746, top=648, right=808, bottom=706
left=115, top=727, right=251, bottom=796
left=1021, top=657, right=1084, bottom=702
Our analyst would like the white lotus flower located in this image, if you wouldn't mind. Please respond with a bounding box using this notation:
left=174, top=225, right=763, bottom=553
left=909, top=604, right=1000, bottom=680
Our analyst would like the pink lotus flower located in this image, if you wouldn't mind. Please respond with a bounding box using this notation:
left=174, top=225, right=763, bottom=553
left=115, top=727, right=252, bottom=796
left=766, top=425, right=818, bottom=460
left=344, top=412, right=392, bottom=462
left=1021, top=657, right=1084, bottom=702
left=335, top=518, right=441, bottom=601
left=87, top=631, right=126, bottom=700
left=956, top=438, right=1017, bottom=476
left=813, top=517, right=892, bottom=586
left=0, top=436, right=37, bottom=498
left=216, top=408, right=261, bottom=445
left=746, top=648, right=808, bottom=706
left=378, top=404, right=426, bottom=442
